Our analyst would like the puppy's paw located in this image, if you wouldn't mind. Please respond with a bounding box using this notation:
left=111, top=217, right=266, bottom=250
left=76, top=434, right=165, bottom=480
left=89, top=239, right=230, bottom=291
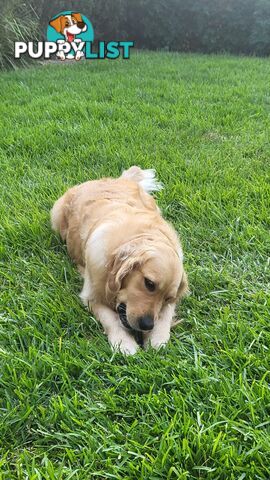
left=108, top=331, right=139, bottom=355
left=75, top=51, right=84, bottom=61
left=118, top=340, right=139, bottom=356
left=146, top=334, right=170, bottom=350
left=56, top=51, right=66, bottom=61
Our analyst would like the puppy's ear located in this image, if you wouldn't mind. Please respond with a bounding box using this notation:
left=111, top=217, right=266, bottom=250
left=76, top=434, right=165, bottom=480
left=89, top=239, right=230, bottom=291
left=177, top=270, right=189, bottom=299
left=49, top=16, right=64, bottom=33
left=106, top=245, right=139, bottom=296
left=106, top=258, right=121, bottom=294
left=72, top=13, right=83, bottom=23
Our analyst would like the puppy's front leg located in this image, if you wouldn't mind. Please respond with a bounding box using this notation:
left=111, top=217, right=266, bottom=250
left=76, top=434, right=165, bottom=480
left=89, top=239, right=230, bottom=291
left=145, top=304, right=175, bottom=349
left=92, top=304, right=139, bottom=355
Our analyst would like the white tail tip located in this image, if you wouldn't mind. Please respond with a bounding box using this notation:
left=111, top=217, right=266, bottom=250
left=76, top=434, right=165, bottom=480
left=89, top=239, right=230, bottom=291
left=121, top=166, right=163, bottom=194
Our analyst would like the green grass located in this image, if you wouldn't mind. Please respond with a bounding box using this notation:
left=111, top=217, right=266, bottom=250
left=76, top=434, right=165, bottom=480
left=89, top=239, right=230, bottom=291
left=0, top=51, right=270, bottom=479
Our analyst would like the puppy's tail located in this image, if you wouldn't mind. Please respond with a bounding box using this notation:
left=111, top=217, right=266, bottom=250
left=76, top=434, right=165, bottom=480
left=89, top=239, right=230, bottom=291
left=121, top=166, right=163, bottom=194
left=50, top=187, right=76, bottom=240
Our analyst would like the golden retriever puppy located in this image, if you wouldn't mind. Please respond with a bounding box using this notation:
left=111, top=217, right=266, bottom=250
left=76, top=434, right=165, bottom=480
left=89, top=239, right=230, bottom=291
left=51, top=166, right=188, bottom=354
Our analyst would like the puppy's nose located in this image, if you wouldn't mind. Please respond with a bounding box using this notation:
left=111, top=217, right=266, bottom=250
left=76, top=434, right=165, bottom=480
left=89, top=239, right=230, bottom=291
left=77, top=21, right=85, bottom=29
left=139, top=315, right=154, bottom=331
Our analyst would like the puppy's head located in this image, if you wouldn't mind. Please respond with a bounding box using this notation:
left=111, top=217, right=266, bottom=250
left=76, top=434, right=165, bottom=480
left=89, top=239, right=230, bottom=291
left=107, top=240, right=188, bottom=331
left=49, top=13, right=87, bottom=39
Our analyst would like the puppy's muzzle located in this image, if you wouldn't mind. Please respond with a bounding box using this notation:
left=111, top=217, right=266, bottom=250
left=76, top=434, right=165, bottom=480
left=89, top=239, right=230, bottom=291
left=77, top=21, right=85, bottom=29
left=138, top=315, right=154, bottom=331
left=117, top=304, right=154, bottom=332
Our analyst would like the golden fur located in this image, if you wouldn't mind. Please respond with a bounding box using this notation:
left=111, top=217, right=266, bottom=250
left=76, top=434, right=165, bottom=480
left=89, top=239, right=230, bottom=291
left=51, top=166, right=188, bottom=354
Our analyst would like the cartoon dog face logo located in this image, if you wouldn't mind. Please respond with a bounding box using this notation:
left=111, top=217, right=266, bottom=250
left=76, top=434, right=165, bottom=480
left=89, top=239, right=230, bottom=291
left=49, top=13, right=87, bottom=42
left=49, top=13, right=88, bottom=60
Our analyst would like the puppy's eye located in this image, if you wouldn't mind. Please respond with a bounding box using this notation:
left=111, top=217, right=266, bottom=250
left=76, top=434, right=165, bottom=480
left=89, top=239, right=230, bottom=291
left=144, top=277, right=156, bottom=292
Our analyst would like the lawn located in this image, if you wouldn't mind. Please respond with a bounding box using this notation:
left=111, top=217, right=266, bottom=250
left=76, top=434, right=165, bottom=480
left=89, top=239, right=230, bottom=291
left=0, top=51, right=269, bottom=479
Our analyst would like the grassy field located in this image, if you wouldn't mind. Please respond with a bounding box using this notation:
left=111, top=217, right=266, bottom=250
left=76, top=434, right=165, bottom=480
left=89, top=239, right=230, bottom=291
left=0, top=52, right=269, bottom=479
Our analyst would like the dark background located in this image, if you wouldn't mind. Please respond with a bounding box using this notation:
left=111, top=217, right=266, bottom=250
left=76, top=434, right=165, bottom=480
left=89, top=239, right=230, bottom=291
left=2, top=0, right=270, bottom=68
